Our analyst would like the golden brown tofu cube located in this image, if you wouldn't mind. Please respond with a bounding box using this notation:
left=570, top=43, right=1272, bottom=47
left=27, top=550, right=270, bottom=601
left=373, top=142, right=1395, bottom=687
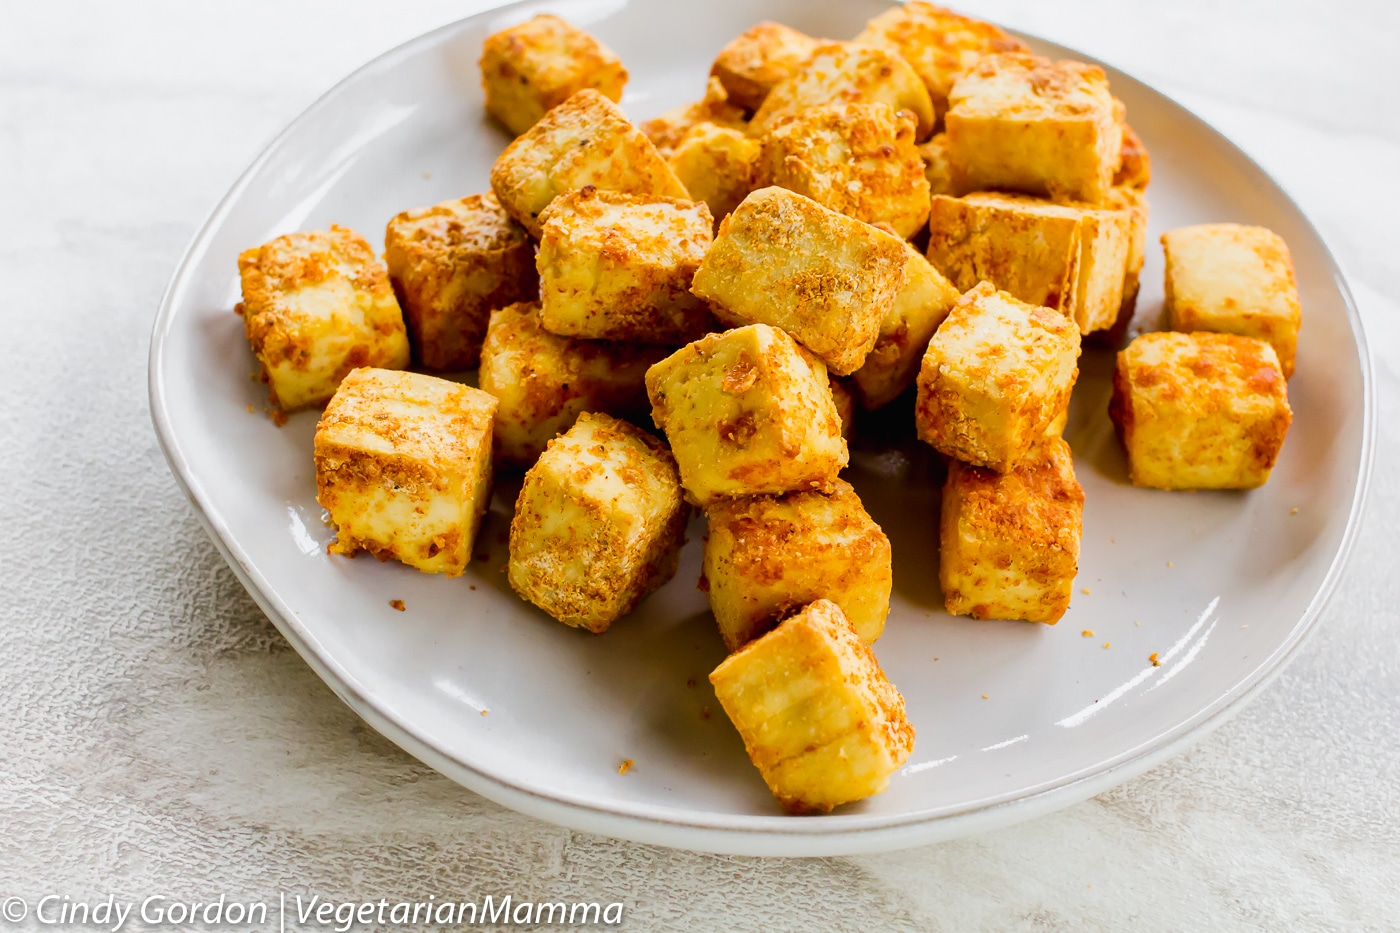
left=383, top=193, right=536, bottom=371
left=918, top=133, right=954, bottom=195
left=916, top=282, right=1081, bottom=472
left=479, top=14, right=628, bottom=137
left=1114, top=122, right=1151, bottom=190
left=851, top=243, right=961, bottom=410
left=940, top=437, right=1083, bottom=623
left=854, top=1, right=1028, bottom=126
left=691, top=187, right=908, bottom=376
left=756, top=101, right=931, bottom=238
left=709, top=599, right=914, bottom=814
left=1109, top=332, right=1292, bottom=490
left=947, top=53, right=1121, bottom=204
left=1163, top=223, right=1302, bottom=377
left=704, top=479, right=892, bottom=651
left=490, top=89, right=688, bottom=238
left=640, top=77, right=748, bottom=157
left=508, top=412, right=686, bottom=632
left=536, top=187, right=713, bottom=344
left=237, top=225, right=410, bottom=412
left=645, top=323, right=847, bottom=505
left=751, top=42, right=936, bottom=141
left=667, top=122, right=762, bottom=226
left=314, top=368, right=496, bottom=576
left=477, top=301, right=669, bottom=467
left=710, top=21, right=823, bottom=112
left=1106, top=185, right=1150, bottom=323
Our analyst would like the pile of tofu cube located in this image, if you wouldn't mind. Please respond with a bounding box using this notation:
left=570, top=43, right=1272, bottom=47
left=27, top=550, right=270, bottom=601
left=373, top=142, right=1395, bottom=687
left=233, top=3, right=1301, bottom=815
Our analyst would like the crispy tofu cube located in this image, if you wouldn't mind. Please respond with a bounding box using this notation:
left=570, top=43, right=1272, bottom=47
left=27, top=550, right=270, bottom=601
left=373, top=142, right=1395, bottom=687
left=947, top=53, right=1121, bottom=204
left=709, top=599, right=914, bottom=814
left=478, top=301, right=669, bottom=466
left=1109, top=332, right=1292, bottom=490
left=829, top=376, right=856, bottom=438
left=919, top=133, right=954, bottom=195
left=479, top=14, right=628, bottom=137
left=645, top=323, right=847, bottom=504
left=490, top=89, right=688, bottom=238
left=854, top=2, right=1028, bottom=126
left=314, top=368, right=496, bottom=575
left=641, top=77, right=748, bottom=157
left=704, top=479, right=891, bottom=651
left=1163, top=224, right=1302, bottom=377
left=691, top=187, right=908, bottom=376
left=1114, top=122, right=1151, bottom=189
left=710, top=22, right=823, bottom=112
left=940, top=437, right=1083, bottom=623
left=751, top=42, right=936, bottom=141
left=756, top=101, right=931, bottom=238
left=667, top=122, right=762, bottom=226
left=916, top=282, right=1081, bottom=471
left=1106, top=186, right=1149, bottom=323
left=507, top=412, right=685, bottom=631
left=237, top=226, right=409, bottom=412
left=536, top=187, right=713, bottom=344
left=384, top=193, right=535, bottom=371
left=851, top=243, right=961, bottom=410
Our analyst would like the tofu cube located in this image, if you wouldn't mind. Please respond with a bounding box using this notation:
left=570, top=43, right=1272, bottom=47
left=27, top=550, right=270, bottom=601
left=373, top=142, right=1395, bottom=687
left=947, top=53, right=1121, bottom=204
left=704, top=479, right=892, bottom=651
left=690, top=187, right=908, bottom=376
left=709, top=599, right=915, bottom=814
left=478, top=301, right=669, bottom=466
left=851, top=243, right=961, bottom=410
left=479, top=14, right=628, bottom=137
left=710, top=21, right=823, bottom=112
left=1114, top=122, right=1151, bottom=190
left=641, top=77, right=748, bottom=157
left=919, top=133, right=954, bottom=195
left=1109, top=332, right=1292, bottom=490
left=536, top=187, right=712, bottom=344
left=644, top=323, right=847, bottom=504
left=916, top=282, right=1081, bottom=471
left=854, top=1, right=1028, bottom=126
left=314, top=368, right=496, bottom=576
left=667, top=122, right=762, bottom=226
left=237, top=225, right=410, bottom=412
left=490, top=89, right=688, bottom=238
left=940, top=437, right=1083, bottom=623
left=751, top=42, right=936, bottom=141
left=756, top=101, right=931, bottom=238
left=829, top=376, right=856, bottom=438
left=508, top=412, right=686, bottom=632
left=1106, top=186, right=1149, bottom=324
left=384, top=193, right=536, bottom=371
left=1163, top=223, right=1302, bottom=377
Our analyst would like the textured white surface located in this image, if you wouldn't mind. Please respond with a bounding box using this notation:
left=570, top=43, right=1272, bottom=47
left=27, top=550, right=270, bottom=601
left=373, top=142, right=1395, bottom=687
left=2, top=0, right=1398, bottom=929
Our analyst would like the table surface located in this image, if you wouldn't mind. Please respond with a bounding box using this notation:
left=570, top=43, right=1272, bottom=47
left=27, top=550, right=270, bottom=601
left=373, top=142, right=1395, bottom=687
left=3, top=1, right=1398, bottom=929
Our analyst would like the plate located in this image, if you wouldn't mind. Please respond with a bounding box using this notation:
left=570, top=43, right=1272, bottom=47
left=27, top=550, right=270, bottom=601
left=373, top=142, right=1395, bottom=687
left=148, top=0, right=1373, bottom=855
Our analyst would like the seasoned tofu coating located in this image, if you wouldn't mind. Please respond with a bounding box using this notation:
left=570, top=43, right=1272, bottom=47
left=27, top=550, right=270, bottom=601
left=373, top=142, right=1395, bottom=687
left=851, top=243, right=961, bottom=410
left=940, top=437, right=1083, bottom=623
left=946, top=53, right=1122, bottom=204
left=1163, top=223, right=1302, bottom=377
left=918, top=133, right=954, bottom=195
left=703, top=479, right=892, bottom=652
left=667, top=122, right=762, bottom=227
left=314, top=368, right=496, bottom=576
left=854, top=1, right=1028, bottom=127
left=709, top=599, right=914, bottom=814
left=536, top=187, right=713, bottom=344
left=479, top=14, right=628, bottom=137
left=237, top=225, right=409, bottom=412
left=1114, top=122, right=1151, bottom=190
left=1109, top=332, right=1292, bottom=490
left=490, top=89, right=688, bottom=237
left=751, top=42, right=936, bottom=141
left=508, top=412, right=686, bottom=632
left=916, top=282, right=1081, bottom=472
left=710, top=21, right=823, bottom=112
left=926, top=192, right=1132, bottom=334
left=756, top=101, right=931, bottom=238
left=645, top=323, right=847, bottom=505
left=384, top=193, right=536, bottom=371
left=691, top=187, right=908, bottom=376
left=477, top=301, right=669, bottom=467
left=641, top=77, right=748, bottom=157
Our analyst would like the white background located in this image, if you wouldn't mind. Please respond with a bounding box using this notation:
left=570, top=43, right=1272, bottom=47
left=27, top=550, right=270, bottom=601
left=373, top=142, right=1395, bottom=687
left=2, top=0, right=1397, bottom=929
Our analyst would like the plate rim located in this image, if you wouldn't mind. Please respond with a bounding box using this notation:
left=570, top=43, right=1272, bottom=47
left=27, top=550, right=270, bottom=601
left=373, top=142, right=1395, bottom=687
left=147, top=0, right=1376, bottom=856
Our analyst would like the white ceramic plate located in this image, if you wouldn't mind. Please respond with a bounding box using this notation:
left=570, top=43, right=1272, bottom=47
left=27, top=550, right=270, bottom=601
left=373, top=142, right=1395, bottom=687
left=149, top=0, right=1372, bottom=855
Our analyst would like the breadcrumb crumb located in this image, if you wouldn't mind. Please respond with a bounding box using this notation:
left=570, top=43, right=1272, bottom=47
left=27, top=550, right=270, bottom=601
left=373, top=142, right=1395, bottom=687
left=1081, top=629, right=1094, bottom=637
left=389, top=599, right=405, bottom=612
left=1290, top=507, right=1299, bottom=515
left=1149, top=652, right=1160, bottom=667
left=981, top=694, right=989, bottom=700
left=481, top=709, right=489, bottom=716
left=246, top=403, right=254, bottom=413
left=1102, top=642, right=1111, bottom=648
left=1167, top=561, right=1174, bottom=567
left=618, top=759, right=635, bottom=775
left=1081, top=587, right=1092, bottom=595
